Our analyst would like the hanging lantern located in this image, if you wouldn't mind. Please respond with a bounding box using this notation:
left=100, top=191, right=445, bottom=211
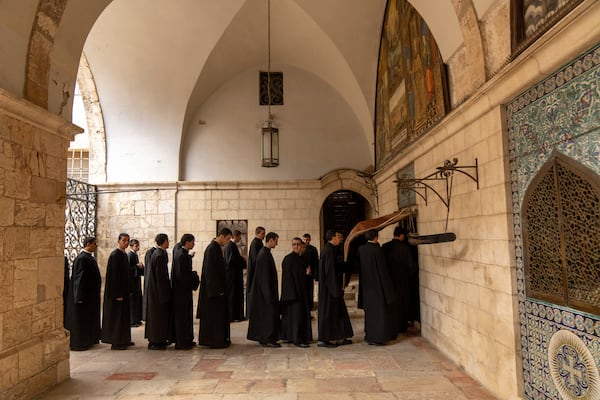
left=261, top=120, right=279, bottom=167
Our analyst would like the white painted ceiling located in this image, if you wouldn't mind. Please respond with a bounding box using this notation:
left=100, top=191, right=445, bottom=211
left=77, top=0, right=479, bottom=182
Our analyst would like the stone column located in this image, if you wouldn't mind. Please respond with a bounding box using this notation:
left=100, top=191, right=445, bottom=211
left=0, top=88, right=82, bottom=399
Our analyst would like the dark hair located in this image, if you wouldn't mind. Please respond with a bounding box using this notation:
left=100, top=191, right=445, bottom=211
left=82, top=236, right=96, bottom=247
left=303, top=233, right=311, bottom=240
left=155, top=233, right=169, bottom=246
left=365, top=229, right=378, bottom=241
left=255, top=226, right=266, bottom=235
left=292, top=237, right=303, bottom=243
left=118, top=233, right=130, bottom=241
left=265, top=232, right=279, bottom=242
left=180, top=233, right=195, bottom=245
left=129, top=239, right=140, bottom=246
left=393, top=226, right=408, bottom=237
left=218, top=227, right=233, bottom=237
left=325, top=229, right=337, bottom=242
left=233, top=230, right=242, bottom=237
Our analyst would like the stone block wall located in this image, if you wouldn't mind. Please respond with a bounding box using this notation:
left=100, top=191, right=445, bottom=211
left=0, top=88, right=80, bottom=399
left=375, top=102, right=519, bottom=399
left=93, top=177, right=376, bottom=275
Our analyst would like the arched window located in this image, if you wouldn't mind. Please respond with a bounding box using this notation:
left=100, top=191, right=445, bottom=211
left=523, top=153, right=600, bottom=315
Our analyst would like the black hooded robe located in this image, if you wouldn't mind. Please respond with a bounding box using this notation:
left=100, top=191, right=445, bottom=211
left=142, top=247, right=156, bottom=321
left=280, top=251, right=312, bottom=344
left=317, top=242, right=354, bottom=342
left=65, top=251, right=101, bottom=350
left=101, top=248, right=131, bottom=346
left=196, top=240, right=230, bottom=348
left=358, top=241, right=396, bottom=343
left=127, top=250, right=143, bottom=326
left=224, top=239, right=245, bottom=322
left=302, top=243, right=319, bottom=309
left=247, top=247, right=280, bottom=344
left=246, top=236, right=263, bottom=318
left=171, top=243, right=196, bottom=347
left=145, top=247, right=172, bottom=344
left=382, top=238, right=417, bottom=333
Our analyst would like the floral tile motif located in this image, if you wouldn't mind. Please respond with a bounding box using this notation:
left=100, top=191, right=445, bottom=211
left=506, top=43, right=600, bottom=400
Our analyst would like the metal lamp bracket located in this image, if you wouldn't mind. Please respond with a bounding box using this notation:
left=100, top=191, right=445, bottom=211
left=395, top=158, right=479, bottom=231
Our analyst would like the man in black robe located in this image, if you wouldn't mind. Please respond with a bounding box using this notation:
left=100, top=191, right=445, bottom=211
left=225, top=229, right=246, bottom=322
left=280, top=237, right=312, bottom=347
left=302, top=233, right=318, bottom=310
left=247, top=231, right=281, bottom=347
left=317, top=230, right=354, bottom=347
left=358, top=229, right=396, bottom=345
left=142, top=243, right=156, bottom=321
left=171, top=233, right=198, bottom=349
left=63, top=256, right=69, bottom=329
left=145, top=233, right=172, bottom=350
left=101, top=233, right=134, bottom=350
left=65, top=237, right=101, bottom=351
left=127, top=239, right=144, bottom=327
left=197, top=228, right=232, bottom=348
left=382, top=226, right=417, bottom=334
left=246, top=226, right=265, bottom=318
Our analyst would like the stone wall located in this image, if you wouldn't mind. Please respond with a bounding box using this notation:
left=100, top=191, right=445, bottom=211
left=94, top=173, right=376, bottom=275
left=0, top=88, right=81, bottom=399
left=372, top=3, right=600, bottom=398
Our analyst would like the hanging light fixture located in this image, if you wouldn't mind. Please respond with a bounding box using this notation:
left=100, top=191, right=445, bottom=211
left=261, top=0, right=279, bottom=167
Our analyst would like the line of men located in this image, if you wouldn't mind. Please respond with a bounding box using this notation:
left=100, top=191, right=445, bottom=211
left=65, top=224, right=415, bottom=351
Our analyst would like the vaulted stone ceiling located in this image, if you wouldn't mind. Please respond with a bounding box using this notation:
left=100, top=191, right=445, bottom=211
left=0, top=0, right=499, bottom=182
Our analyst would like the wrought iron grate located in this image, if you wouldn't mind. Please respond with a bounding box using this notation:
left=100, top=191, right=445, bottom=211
left=64, top=178, right=97, bottom=267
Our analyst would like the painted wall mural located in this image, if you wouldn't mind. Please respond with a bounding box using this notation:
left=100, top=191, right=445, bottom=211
left=375, top=0, right=448, bottom=169
left=507, top=44, right=600, bottom=400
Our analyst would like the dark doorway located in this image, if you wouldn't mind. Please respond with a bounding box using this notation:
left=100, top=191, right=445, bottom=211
left=321, top=190, right=368, bottom=285
left=321, top=190, right=366, bottom=239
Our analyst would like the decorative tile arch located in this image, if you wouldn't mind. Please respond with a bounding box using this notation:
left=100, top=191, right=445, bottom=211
left=507, top=44, right=600, bottom=400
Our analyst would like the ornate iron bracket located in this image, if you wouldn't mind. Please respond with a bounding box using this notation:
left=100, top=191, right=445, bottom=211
left=395, top=158, right=479, bottom=230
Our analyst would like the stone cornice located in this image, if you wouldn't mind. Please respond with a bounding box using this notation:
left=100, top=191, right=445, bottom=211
left=0, top=87, right=83, bottom=140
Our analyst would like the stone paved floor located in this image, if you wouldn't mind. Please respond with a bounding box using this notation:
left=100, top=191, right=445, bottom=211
left=38, top=305, right=497, bottom=400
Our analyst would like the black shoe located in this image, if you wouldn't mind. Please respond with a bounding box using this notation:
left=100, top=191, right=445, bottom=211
left=70, top=346, right=89, bottom=351
left=148, top=343, right=166, bottom=350
left=127, top=341, right=135, bottom=347
left=294, top=343, right=310, bottom=348
left=367, top=341, right=385, bottom=346
left=262, top=342, right=282, bottom=348
left=131, top=323, right=141, bottom=327
left=337, top=339, right=352, bottom=346
left=111, top=344, right=127, bottom=350
left=317, top=341, right=337, bottom=348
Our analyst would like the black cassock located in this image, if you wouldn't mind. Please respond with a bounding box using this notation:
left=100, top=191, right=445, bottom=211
left=358, top=242, right=396, bottom=343
left=65, top=251, right=101, bottom=350
left=142, top=247, right=156, bottom=321
left=246, top=237, right=263, bottom=317
left=145, top=247, right=172, bottom=344
left=127, top=250, right=143, bottom=326
left=224, top=240, right=245, bottom=322
left=382, top=238, right=416, bottom=333
left=101, top=249, right=131, bottom=345
left=171, top=243, right=197, bottom=347
left=247, top=247, right=280, bottom=344
left=302, top=244, right=319, bottom=309
left=280, top=252, right=312, bottom=344
left=317, top=242, right=354, bottom=342
left=197, top=240, right=230, bottom=347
